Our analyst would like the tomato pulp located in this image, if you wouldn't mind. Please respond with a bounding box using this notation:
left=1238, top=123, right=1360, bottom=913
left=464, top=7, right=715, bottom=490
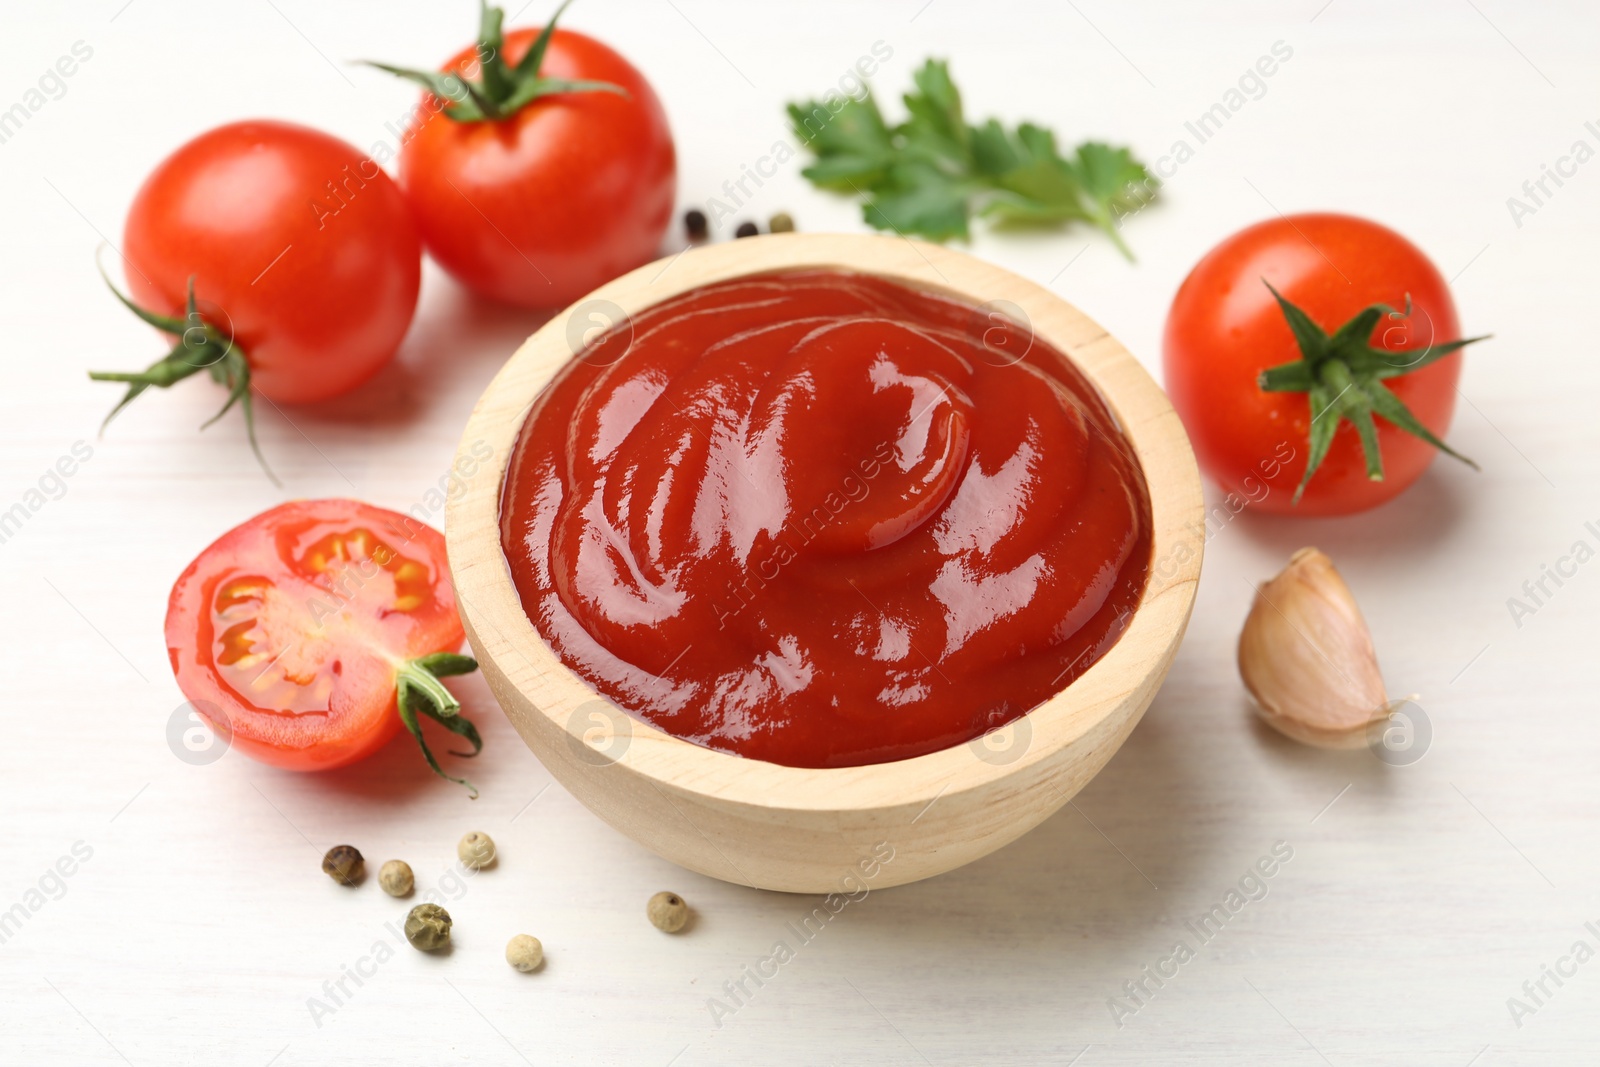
left=501, top=271, right=1152, bottom=768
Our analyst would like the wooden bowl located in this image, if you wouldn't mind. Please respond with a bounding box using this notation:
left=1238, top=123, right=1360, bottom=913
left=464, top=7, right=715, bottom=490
left=445, top=233, right=1203, bottom=893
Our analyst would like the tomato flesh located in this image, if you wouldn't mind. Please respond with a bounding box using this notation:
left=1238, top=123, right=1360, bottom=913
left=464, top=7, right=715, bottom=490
left=166, top=501, right=464, bottom=771
left=1162, top=213, right=1464, bottom=516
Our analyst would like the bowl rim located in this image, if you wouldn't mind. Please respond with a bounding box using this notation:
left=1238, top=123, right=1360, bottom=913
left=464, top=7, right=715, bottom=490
left=445, top=232, right=1203, bottom=813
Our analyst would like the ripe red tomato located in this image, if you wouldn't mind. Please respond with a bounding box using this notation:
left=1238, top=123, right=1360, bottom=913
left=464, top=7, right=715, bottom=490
left=394, top=22, right=676, bottom=308
left=1163, top=213, right=1473, bottom=516
left=121, top=120, right=422, bottom=404
left=165, top=500, right=480, bottom=789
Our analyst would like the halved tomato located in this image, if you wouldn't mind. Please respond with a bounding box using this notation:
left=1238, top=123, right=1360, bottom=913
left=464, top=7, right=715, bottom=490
left=165, top=499, right=481, bottom=791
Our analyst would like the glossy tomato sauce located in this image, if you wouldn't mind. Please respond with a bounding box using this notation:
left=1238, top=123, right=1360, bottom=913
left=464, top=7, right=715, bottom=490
left=501, top=270, right=1151, bottom=768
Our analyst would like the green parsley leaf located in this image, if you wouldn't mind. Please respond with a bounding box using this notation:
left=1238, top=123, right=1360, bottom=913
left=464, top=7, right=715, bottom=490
left=787, top=92, right=896, bottom=189
left=788, top=59, right=1156, bottom=256
left=866, top=161, right=975, bottom=241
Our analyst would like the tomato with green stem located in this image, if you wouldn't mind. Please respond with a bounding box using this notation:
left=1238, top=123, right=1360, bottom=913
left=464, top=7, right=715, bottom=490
left=90, top=120, right=423, bottom=479
left=368, top=1, right=675, bottom=308
left=165, top=499, right=483, bottom=794
left=1162, top=213, right=1486, bottom=516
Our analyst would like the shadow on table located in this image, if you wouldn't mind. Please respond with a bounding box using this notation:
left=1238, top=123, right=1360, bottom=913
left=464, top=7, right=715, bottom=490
left=797, top=685, right=1400, bottom=964
left=261, top=670, right=525, bottom=810
left=274, top=279, right=558, bottom=432
left=1229, top=463, right=1473, bottom=566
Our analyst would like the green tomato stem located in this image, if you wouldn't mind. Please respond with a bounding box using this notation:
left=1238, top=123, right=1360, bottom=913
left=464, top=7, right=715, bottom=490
left=394, top=653, right=482, bottom=796
left=1256, top=281, right=1486, bottom=503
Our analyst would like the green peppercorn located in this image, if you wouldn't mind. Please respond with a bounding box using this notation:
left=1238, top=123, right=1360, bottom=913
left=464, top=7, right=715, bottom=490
left=734, top=221, right=759, bottom=239
left=768, top=212, right=795, bottom=234
left=321, top=845, right=364, bottom=887
left=405, top=903, right=452, bottom=951
left=647, top=890, right=690, bottom=933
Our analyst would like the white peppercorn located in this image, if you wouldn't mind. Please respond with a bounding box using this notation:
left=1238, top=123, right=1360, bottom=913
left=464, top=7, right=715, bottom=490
left=378, top=859, right=414, bottom=897
left=647, top=891, right=689, bottom=933
left=505, top=934, right=544, bottom=972
left=458, top=831, right=496, bottom=869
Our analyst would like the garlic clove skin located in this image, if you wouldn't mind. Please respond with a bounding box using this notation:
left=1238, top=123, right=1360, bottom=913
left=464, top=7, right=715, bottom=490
left=1239, top=547, right=1390, bottom=749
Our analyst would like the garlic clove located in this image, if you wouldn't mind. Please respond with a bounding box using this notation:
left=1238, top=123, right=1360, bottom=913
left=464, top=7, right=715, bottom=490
left=1238, top=547, right=1390, bottom=749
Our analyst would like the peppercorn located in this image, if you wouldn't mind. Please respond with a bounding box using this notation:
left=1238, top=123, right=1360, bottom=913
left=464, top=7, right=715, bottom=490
left=647, top=891, right=689, bottom=933
left=734, top=221, right=759, bottom=239
left=378, top=859, right=414, bottom=898
left=321, top=845, right=364, bottom=887
left=768, top=212, right=795, bottom=234
left=404, top=903, right=452, bottom=951
left=458, top=831, right=496, bottom=870
left=684, top=208, right=708, bottom=242
left=505, top=934, right=544, bottom=972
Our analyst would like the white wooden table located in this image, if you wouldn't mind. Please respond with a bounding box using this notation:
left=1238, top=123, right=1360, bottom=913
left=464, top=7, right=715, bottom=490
left=3, top=2, right=1595, bottom=1063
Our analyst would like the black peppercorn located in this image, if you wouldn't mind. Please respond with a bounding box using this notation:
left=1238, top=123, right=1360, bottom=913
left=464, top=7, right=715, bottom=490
left=684, top=209, right=708, bottom=242
left=322, top=845, right=364, bottom=887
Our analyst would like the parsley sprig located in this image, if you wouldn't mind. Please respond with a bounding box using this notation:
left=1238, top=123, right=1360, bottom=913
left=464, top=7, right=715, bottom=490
left=788, top=59, right=1155, bottom=256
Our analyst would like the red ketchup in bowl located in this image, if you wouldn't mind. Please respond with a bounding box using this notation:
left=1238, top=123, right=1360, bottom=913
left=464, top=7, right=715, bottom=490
left=501, top=270, right=1151, bottom=768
